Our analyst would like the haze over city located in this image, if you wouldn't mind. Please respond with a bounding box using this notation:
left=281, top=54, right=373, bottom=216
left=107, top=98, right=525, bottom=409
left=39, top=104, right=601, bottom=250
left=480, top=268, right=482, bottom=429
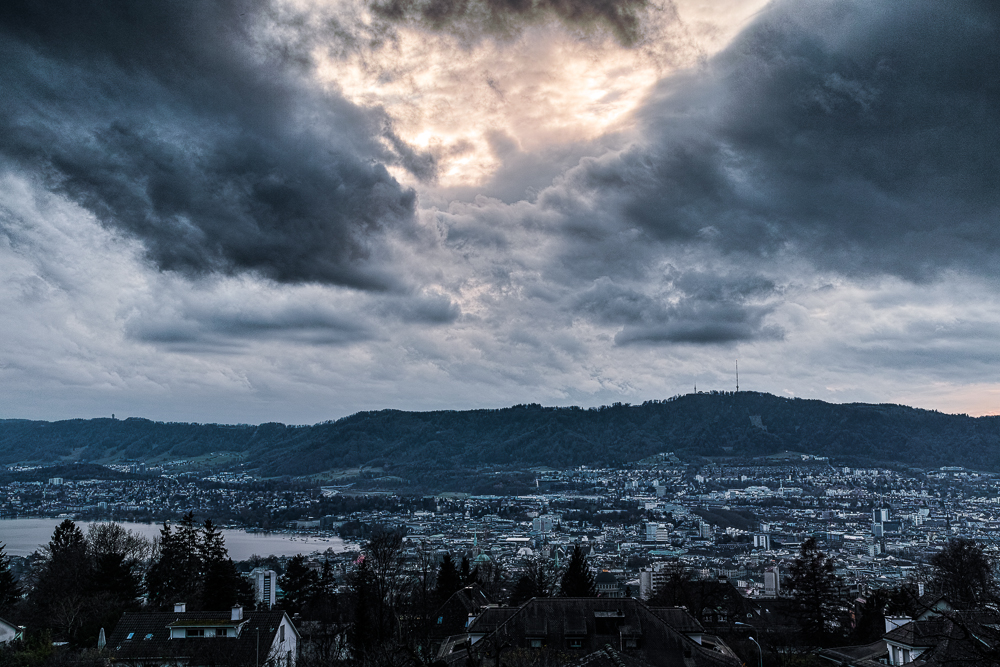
left=1, top=0, right=998, bottom=424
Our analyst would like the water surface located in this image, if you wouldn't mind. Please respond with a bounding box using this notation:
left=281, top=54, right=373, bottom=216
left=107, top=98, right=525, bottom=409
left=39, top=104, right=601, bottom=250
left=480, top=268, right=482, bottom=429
left=0, top=518, right=350, bottom=559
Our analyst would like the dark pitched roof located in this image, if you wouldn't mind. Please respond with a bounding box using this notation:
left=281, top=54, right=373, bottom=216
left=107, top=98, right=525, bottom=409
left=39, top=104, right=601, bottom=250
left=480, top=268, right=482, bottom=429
left=648, top=607, right=706, bottom=634
left=470, top=598, right=740, bottom=667
left=107, top=611, right=291, bottom=666
left=468, top=606, right=518, bottom=635
left=816, top=640, right=888, bottom=667
left=884, top=619, right=950, bottom=648
left=432, top=585, right=494, bottom=640
left=881, top=614, right=1000, bottom=666
left=574, top=644, right=656, bottom=667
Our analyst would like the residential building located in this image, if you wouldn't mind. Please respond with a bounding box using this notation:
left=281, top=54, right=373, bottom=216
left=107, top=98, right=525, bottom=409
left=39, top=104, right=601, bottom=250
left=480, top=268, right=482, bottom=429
left=107, top=604, right=298, bottom=667
left=251, top=568, right=278, bottom=609
left=443, top=598, right=741, bottom=667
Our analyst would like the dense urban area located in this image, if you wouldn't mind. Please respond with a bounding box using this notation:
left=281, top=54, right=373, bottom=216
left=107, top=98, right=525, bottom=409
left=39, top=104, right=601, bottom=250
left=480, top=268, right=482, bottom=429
left=2, top=448, right=1000, bottom=666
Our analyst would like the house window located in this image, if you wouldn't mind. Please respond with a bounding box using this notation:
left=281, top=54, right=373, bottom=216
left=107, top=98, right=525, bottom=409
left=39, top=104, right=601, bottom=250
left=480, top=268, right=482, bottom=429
left=280, top=625, right=285, bottom=642
left=186, top=629, right=204, bottom=638
left=568, top=639, right=583, bottom=649
left=529, top=639, right=543, bottom=648
left=625, top=638, right=637, bottom=649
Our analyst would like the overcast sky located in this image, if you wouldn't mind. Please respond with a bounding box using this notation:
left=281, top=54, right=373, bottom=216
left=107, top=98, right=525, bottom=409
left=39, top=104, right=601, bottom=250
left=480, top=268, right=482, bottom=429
left=1, top=0, right=998, bottom=424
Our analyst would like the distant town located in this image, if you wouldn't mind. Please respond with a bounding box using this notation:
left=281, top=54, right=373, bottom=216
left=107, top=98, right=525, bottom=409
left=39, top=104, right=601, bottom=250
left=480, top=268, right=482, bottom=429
left=4, top=451, right=996, bottom=600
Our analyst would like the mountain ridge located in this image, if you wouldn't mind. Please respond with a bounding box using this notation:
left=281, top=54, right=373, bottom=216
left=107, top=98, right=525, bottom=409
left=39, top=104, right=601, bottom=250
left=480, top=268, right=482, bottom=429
left=0, top=392, right=996, bottom=480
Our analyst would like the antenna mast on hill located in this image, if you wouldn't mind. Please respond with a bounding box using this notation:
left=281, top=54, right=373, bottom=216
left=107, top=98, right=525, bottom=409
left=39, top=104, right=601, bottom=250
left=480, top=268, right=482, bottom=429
left=736, top=360, right=739, bottom=393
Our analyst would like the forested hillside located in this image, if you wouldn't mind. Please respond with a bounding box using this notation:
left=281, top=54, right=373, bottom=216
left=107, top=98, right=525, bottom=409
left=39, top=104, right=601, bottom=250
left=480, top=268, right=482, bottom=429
left=1, top=392, right=998, bottom=477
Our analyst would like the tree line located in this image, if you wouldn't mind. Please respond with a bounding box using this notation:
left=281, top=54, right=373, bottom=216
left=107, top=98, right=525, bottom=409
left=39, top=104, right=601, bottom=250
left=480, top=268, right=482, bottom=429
left=5, top=518, right=1000, bottom=667
left=0, top=519, right=609, bottom=667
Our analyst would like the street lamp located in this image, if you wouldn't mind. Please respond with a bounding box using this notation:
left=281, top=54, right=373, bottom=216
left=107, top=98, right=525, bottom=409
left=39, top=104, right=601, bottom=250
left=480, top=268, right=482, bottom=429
left=748, top=636, right=762, bottom=667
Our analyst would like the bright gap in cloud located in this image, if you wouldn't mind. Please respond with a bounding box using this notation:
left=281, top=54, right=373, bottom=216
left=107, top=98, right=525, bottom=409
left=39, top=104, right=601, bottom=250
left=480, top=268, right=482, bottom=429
left=305, top=0, right=776, bottom=190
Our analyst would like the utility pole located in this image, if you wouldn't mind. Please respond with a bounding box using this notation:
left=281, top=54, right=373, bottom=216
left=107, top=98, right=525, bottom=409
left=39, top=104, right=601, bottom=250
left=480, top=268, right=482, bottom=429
left=736, top=359, right=739, bottom=393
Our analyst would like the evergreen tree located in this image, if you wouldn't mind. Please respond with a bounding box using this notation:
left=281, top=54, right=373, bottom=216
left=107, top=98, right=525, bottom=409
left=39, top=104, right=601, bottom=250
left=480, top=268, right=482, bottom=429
left=147, top=513, right=241, bottom=610
left=175, top=512, right=204, bottom=589
left=318, top=558, right=338, bottom=600
left=27, top=520, right=94, bottom=644
left=0, top=542, right=21, bottom=616
left=47, top=519, right=91, bottom=593
left=199, top=520, right=249, bottom=610
left=92, top=551, right=143, bottom=604
left=348, top=555, right=376, bottom=661
left=311, top=558, right=340, bottom=622
left=199, top=520, right=229, bottom=565
left=203, top=558, right=252, bottom=611
left=146, top=521, right=197, bottom=608
left=279, top=555, right=320, bottom=615
left=434, top=554, right=463, bottom=604
left=787, top=537, right=844, bottom=642
left=559, top=545, right=596, bottom=597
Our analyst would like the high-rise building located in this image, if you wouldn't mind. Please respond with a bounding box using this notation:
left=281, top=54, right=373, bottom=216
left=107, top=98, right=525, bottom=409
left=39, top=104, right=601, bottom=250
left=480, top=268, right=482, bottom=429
left=645, top=523, right=670, bottom=542
left=764, top=566, right=780, bottom=597
left=251, top=568, right=278, bottom=609
left=639, top=570, right=653, bottom=599
left=532, top=516, right=555, bottom=533
left=646, top=523, right=659, bottom=542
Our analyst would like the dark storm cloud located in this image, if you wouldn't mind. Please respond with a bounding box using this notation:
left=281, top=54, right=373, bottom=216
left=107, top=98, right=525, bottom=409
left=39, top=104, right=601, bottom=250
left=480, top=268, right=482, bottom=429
left=127, top=308, right=374, bottom=348
left=557, top=0, right=1000, bottom=280
left=573, top=272, right=783, bottom=345
left=368, top=0, right=659, bottom=45
left=123, top=288, right=459, bottom=350
left=0, top=0, right=431, bottom=289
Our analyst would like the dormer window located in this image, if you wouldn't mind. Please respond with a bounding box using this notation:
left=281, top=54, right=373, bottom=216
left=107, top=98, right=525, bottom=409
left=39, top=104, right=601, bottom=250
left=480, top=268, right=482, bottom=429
left=169, top=619, right=242, bottom=639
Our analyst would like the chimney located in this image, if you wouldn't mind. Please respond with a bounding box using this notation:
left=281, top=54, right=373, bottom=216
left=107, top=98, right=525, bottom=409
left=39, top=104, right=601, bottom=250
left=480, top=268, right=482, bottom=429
left=174, top=602, right=186, bottom=613
left=231, top=605, right=243, bottom=621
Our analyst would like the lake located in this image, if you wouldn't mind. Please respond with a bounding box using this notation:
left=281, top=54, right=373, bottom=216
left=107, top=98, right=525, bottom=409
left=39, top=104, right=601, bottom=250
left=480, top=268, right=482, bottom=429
left=0, top=518, right=353, bottom=560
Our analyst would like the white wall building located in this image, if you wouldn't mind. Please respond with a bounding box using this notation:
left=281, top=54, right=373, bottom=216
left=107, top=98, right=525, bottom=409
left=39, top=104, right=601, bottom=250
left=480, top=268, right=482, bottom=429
left=252, top=568, right=278, bottom=609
